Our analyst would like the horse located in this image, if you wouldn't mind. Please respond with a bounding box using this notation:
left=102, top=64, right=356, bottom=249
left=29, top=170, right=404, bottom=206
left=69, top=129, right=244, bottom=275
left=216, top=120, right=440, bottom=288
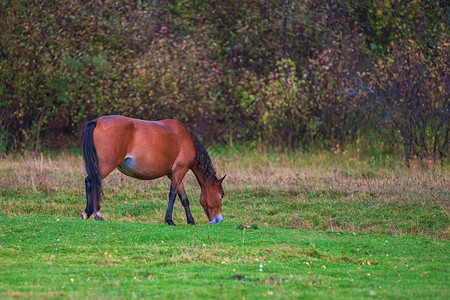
left=80, top=115, right=225, bottom=225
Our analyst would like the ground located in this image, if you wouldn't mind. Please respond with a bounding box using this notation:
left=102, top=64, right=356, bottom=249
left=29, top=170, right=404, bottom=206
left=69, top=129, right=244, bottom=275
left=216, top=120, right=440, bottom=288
left=0, top=148, right=448, bottom=298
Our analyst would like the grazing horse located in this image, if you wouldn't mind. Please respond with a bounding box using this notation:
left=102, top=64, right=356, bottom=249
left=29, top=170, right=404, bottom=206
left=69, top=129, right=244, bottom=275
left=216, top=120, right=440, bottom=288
left=81, top=115, right=225, bottom=225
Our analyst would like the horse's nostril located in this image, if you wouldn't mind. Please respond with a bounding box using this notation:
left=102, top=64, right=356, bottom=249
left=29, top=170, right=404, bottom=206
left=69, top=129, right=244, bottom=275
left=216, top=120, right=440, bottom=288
left=215, top=213, right=223, bottom=223
left=209, top=213, right=223, bottom=225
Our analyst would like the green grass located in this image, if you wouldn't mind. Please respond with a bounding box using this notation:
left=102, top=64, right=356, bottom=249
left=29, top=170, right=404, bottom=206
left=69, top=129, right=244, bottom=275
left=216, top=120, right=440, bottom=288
left=0, top=149, right=449, bottom=299
left=1, top=215, right=448, bottom=299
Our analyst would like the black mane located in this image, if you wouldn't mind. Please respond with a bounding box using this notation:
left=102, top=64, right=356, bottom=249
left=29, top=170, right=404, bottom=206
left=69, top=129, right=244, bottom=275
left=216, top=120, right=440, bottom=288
left=190, top=131, right=217, bottom=180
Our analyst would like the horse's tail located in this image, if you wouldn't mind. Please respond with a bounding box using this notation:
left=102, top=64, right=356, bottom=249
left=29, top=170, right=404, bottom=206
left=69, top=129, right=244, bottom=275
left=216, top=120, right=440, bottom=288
left=82, top=120, right=101, bottom=205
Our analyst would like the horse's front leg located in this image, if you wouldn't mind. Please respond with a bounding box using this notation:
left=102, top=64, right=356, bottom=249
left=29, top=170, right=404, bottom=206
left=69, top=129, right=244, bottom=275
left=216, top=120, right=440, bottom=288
left=165, top=170, right=190, bottom=226
left=177, top=182, right=195, bottom=225
left=164, top=186, right=177, bottom=226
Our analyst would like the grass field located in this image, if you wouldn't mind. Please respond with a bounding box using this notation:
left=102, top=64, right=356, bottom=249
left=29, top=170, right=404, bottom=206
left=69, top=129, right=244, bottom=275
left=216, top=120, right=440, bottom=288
left=0, top=147, right=449, bottom=299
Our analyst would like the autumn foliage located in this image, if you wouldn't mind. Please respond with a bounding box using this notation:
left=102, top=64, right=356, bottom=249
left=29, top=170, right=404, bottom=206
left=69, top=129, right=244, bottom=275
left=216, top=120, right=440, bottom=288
left=1, top=0, right=448, bottom=163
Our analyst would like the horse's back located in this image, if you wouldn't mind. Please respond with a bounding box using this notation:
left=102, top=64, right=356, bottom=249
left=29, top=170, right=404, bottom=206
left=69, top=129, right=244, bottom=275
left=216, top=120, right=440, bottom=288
left=94, top=116, right=196, bottom=180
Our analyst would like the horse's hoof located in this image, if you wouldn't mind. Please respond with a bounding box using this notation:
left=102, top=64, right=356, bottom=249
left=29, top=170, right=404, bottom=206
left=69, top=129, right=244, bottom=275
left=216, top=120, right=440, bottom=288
left=188, top=219, right=195, bottom=225
left=80, top=213, right=89, bottom=220
left=93, top=211, right=104, bottom=221
left=166, top=220, right=176, bottom=226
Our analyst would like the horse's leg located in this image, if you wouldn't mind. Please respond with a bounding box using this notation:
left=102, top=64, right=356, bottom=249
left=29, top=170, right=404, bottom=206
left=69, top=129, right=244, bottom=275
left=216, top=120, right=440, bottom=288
left=164, top=185, right=177, bottom=226
left=165, top=168, right=189, bottom=226
left=177, top=182, right=195, bottom=225
left=90, top=161, right=119, bottom=221
left=81, top=176, right=94, bottom=219
left=91, top=176, right=104, bottom=221
left=81, top=175, right=103, bottom=220
left=93, top=197, right=104, bottom=221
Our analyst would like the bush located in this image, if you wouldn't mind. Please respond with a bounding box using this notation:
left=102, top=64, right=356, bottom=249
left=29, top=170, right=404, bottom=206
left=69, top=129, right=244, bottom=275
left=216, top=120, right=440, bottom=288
left=0, top=0, right=448, bottom=165
left=369, top=37, right=449, bottom=164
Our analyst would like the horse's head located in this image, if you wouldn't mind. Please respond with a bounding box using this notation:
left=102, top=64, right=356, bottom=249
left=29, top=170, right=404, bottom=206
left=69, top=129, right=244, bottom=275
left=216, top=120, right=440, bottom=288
left=200, top=175, right=226, bottom=225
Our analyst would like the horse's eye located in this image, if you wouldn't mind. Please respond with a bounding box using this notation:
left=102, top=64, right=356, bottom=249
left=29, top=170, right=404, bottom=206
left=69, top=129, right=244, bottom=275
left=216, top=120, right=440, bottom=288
left=220, top=195, right=224, bottom=200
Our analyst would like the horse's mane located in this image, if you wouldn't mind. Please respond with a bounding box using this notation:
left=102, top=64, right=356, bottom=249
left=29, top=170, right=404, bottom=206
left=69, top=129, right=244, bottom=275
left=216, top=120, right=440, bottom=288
left=190, top=130, right=217, bottom=180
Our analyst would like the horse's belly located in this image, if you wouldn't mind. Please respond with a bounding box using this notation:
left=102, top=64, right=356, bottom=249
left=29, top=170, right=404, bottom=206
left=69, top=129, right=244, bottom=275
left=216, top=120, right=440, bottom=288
left=117, top=156, right=166, bottom=180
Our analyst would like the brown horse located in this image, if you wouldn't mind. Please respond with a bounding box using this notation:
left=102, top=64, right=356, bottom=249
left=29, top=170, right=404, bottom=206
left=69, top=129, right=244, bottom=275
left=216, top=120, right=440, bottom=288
left=81, top=115, right=225, bottom=225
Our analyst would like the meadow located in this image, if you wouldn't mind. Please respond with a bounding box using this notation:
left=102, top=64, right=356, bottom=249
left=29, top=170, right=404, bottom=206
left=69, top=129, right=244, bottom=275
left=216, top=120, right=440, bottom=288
left=0, top=147, right=449, bottom=299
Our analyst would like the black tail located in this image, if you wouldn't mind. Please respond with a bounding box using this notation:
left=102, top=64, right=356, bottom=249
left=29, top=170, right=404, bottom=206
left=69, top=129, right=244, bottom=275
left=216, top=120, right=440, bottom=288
left=82, top=120, right=101, bottom=207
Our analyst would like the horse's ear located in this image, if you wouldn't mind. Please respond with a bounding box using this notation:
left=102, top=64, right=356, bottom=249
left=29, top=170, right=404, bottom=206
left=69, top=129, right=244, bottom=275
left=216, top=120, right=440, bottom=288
left=218, top=175, right=226, bottom=184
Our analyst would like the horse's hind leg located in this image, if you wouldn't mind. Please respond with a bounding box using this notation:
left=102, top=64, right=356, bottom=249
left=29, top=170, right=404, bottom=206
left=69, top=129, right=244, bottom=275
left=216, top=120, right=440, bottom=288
left=81, top=177, right=94, bottom=219
left=93, top=200, right=104, bottom=221
left=80, top=177, right=103, bottom=221
left=81, top=176, right=103, bottom=220
left=92, top=180, right=104, bottom=221
left=177, top=182, right=195, bottom=225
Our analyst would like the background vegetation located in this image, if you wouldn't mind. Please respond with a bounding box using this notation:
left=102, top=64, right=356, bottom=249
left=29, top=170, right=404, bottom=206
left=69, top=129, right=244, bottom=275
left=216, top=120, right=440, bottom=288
left=1, top=0, right=448, bottom=163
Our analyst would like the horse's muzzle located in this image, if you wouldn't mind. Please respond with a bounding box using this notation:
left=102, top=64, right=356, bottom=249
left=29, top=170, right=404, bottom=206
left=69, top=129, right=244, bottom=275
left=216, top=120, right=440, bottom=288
left=209, top=213, right=223, bottom=225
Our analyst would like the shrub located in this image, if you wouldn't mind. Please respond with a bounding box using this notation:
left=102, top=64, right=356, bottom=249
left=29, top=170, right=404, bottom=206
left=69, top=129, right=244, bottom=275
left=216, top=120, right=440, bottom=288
left=369, top=37, right=449, bottom=164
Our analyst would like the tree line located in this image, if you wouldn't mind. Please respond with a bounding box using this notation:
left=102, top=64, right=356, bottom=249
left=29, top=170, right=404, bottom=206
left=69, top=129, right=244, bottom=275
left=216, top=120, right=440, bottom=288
left=1, top=0, right=448, bottom=164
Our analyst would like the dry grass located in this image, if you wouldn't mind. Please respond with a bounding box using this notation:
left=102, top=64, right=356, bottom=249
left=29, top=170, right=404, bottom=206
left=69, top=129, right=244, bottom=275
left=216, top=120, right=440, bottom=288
left=217, top=151, right=449, bottom=201
left=1, top=151, right=449, bottom=203
left=0, top=150, right=448, bottom=239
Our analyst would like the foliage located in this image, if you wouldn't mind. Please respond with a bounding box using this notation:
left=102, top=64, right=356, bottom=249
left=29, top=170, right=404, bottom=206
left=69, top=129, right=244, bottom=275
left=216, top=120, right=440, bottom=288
left=369, top=37, right=449, bottom=164
left=0, top=0, right=448, bottom=162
